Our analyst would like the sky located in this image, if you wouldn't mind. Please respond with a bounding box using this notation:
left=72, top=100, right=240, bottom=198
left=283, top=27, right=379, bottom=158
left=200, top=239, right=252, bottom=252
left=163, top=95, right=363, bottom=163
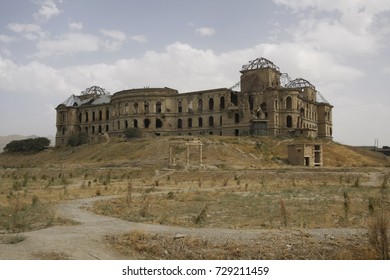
left=0, top=0, right=389, bottom=146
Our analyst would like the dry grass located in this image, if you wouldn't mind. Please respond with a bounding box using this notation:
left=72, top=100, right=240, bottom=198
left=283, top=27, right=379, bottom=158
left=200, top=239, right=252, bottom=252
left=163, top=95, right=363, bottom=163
left=106, top=230, right=376, bottom=260
left=1, top=136, right=389, bottom=169
left=368, top=209, right=389, bottom=259
left=0, top=136, right=389, bottom=259
left=93, top=170, right=389, bottom=230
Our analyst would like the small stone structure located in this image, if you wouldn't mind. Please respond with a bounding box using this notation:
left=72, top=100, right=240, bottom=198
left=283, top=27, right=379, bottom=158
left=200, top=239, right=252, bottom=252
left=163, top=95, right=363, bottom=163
left=287, top=143, right=322, bottom=166
left=169, top=137, right=203, bottom=168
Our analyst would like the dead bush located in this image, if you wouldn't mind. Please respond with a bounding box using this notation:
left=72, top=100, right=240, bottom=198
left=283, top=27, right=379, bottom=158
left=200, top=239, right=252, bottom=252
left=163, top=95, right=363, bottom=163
left=368, top=209, right=389, bottom=260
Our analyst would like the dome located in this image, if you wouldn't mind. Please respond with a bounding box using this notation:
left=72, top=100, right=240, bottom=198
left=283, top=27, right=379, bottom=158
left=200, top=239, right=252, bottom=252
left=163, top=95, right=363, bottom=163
left=285, top=78, right=315, bottom=90
left=242, top=57, right=280, bottom=72
left=81, top=86, right=110, bottom=96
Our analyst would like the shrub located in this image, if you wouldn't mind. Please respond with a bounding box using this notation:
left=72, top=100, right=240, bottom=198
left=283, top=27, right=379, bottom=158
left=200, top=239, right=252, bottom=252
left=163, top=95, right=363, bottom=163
left=368, top=210, right=389, bottom=259
left=123, top=128, right=140, bottom=139
left=67, top=132, right=88, bottom=146
left=4, top=137, right=50, bottom=153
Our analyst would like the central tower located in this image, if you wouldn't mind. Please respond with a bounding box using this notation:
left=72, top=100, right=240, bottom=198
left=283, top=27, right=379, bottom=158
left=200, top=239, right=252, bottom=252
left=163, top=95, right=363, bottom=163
left=240, top=57, right=282, bottom=93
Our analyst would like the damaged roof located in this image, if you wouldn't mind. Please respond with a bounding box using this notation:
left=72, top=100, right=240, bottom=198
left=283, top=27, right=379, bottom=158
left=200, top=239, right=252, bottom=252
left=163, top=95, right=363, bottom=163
left=60, top=86, right=111, bottom=107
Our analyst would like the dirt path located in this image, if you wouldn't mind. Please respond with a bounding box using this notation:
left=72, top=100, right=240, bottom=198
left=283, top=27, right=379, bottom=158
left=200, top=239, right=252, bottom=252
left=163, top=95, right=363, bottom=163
left=0, top=195, right=366, bottom=260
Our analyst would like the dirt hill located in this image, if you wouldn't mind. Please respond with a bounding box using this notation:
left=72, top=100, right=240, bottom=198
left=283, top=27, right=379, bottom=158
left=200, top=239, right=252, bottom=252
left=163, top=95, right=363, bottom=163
left=0, top=136, right=389, bottom=169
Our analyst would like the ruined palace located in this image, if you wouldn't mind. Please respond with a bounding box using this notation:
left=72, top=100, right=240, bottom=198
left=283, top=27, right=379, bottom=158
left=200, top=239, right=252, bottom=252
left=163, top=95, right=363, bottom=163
left=55, top=57, right=333, bottom=147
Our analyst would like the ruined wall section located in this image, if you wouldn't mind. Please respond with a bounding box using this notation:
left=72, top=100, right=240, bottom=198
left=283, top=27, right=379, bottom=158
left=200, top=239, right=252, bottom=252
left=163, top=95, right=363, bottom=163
left=109, top=87, right=178, bottom=137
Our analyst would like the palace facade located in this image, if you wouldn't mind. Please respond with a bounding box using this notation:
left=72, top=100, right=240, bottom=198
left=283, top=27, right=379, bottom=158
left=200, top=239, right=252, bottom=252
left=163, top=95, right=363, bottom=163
left=55, top=57, right=333, bottom=147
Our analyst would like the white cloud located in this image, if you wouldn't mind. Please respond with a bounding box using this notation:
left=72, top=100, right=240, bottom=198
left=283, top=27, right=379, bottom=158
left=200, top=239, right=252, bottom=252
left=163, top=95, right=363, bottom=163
left=68, top=21, right=83, bottom=31
left=0, top=36, right=15, bottom=56
left=129, top=35, right=148, bottom=43
left=273, top=0, right=390, bottom=57
left=195, top=27, right=216, bottom=37
left=100, top=29, right=126, bottom=41
left=8, top=23, right=46, bottom=40
left=0, top=35, right=15, bottom=43
left=34, top=29, right=131, bottom=57
left=0, top=55, right=69, bottom=94
left=33, top=0, right=62, bottom=22
left=384, top=67, right=390, bottom=76
left=100, top=29, right=127, bottom=51
left=0, top=41, right=363, bottom=96
left=273, top=0, right=390, bottom=14
left=292, top=18, right=378, bottom=56
left=36, top=32, right=100, bottom=57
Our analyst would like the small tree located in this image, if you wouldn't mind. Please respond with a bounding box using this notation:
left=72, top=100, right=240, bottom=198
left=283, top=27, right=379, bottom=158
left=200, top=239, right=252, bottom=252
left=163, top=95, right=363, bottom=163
left=123, top=128, right=140, bottom=140
left=67, top=132, right=88, bottom=146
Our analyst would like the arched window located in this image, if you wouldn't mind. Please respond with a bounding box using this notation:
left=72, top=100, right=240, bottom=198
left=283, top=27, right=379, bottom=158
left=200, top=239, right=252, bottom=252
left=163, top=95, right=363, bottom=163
left=260, top=102, right=267, bottom=112
left=209, top=98, right=214, bottom=110
left=156, top=101, right=162, bottom=114
left=198, top=117, right=203, bottom=127
left=125, top=120, right=129, bottom=129
left=144, top=101, right=149, bottom=114
left=133, top=102, right=139, bottom=114
left=156, top=119, right=163, bottom=128
left=62, top=127, right=66, bottom=135
left=234, top=113, right=240, bottom=124
left=92, top=126, right=95, bottom=134
left=220, top=96, right=225, bottom=109
left=177, top=118, right=183, bottom=129
left=78, top=113, right=82, bottom=123
left=249, top=95, right=254, bottom=111
left=92, top=111, right=96, bottom=121
left=98, top=125, right=102, bottom=133
left=99, top=111, right=102, bottom=121
left=188, top=118, right=192, bottom=128
left=198, top=99, right=203, bottom=112
left=105, top=109, right=109, bottom=120
left=85, top=112, right=89, bottom=122
left=178, top=100, right=183, bottom=113
left=144, top=118, right=150, bottom=128
left=133, top=119, right=138, bottom=128
left=260, top=102, right=268, bottom=118
left=230, top=92, right=238, bottom=106
left=286, top=115, right=293, bottom=128
left=286, top=96, right=292, bottom=110
left=106, top=125, right=109, bottom=132
left=209, top=116, right=214, bottom=127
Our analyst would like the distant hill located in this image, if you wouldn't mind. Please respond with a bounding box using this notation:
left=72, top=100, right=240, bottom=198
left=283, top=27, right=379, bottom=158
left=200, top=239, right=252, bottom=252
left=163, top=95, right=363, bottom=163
left=0, top=136, right=389, bottom=169
left=0, top=135, right=55, bottom=151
